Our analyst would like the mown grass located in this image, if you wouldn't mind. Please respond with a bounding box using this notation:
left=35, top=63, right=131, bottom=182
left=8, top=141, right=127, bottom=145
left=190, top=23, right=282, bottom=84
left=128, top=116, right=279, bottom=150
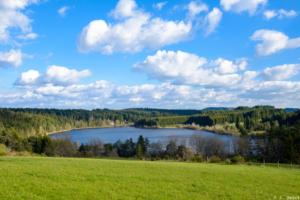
left=0, top=157, right=299, bottom=200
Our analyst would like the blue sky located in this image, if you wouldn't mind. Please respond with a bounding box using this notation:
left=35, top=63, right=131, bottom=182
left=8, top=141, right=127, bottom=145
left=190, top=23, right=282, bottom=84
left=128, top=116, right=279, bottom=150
left=0, top=0, right=300, bottom=109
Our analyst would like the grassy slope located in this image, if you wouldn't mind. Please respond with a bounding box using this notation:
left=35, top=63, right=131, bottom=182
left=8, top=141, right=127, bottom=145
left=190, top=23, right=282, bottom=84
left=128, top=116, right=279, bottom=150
left=0, top=157, right=299, bottom=200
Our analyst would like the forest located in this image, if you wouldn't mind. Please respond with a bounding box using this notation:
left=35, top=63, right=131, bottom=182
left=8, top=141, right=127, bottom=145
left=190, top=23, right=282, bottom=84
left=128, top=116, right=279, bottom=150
left=0, top=106, right=300, bottom=164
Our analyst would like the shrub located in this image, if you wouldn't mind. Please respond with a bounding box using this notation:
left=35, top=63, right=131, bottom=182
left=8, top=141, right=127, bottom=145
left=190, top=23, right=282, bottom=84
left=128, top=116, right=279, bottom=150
left=0, top=144, right=7, bottom=156
left=231, top=155, right=245, bottom=164
left=209, top=155, right=222, bottom=163
left=225, top=159, right=232, bottom=164
left=177, top=145, right=194, bottom=161
left=191, top=154, right=203, bottom=162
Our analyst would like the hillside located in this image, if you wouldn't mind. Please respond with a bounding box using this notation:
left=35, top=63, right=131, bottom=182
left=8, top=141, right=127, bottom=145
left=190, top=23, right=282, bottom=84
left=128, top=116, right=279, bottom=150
left=1, top=106, right=298, bottom=138
left=0, top=157, right=299, bottom=200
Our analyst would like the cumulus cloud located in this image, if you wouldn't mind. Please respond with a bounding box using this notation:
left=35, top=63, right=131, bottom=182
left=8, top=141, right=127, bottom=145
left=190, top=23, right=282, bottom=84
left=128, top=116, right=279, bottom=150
left=220, top=0, right=267, bottom=14
left=6, top=78, right=237, bottom=109
left=251, top=29, right=300, bottom=56
left=78, top=0, right=192, bottom=54
left=58, top=6, right=70, bottom=17
left=134, top=51, right=300, bottom=107
left=7, top=76, right=300, bottom=109
left=7, top=59, right=300, bottom=108
left=204, top=8, right=222, bottom=35
left=0, top=0, right=38, bottom=42
left=214, top=58, right=247, bottom=74
left=111, top=0, right=137, bottom=19
left=16, top=69, right=40, bottom=85
left=262, top=64, right=300, bottom=80
left=0, top=49, right=23, bottom=68
left=241, top=81, right=300, bottom=104
left=16, top=65, right=91, bottom=86
left=45, top=65, right=91, bottom=85
left=134, top=50, right=248, bottom=87
left=187, top=1, right=208, bottom=18
left=263, top=9, right=297, bottom=20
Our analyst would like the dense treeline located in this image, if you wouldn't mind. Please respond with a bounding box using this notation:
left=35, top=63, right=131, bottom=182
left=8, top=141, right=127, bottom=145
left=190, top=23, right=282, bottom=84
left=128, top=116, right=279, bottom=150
left=0, top=108, right=195, bottom=138
left=2, top=127, right=299, bottom=164
left=2, top=106, right=295, bottom=138
left=262, top=111, right=300, bottom=163
left=0, top=106, right=300, bottom=164
left=0, top=133, right=249, bottom=162
left=134, top=106, right=296, bottom=135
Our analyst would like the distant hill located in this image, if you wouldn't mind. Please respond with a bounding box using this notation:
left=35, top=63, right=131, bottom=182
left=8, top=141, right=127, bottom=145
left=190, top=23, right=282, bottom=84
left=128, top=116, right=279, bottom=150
left=202, top=107, right=234, bottom=112
left=284, top=108, right=299, bottom=113
left=125, top=108, right=202, bottom=116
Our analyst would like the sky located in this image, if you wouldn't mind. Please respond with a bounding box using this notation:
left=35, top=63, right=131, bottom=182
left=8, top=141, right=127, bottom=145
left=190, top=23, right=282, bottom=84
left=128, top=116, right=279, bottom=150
left=0, top=0, right=300, bottom=109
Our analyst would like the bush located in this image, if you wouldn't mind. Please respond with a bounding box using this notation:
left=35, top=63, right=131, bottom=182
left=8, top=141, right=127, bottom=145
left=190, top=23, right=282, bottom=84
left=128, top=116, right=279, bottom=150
left=0, top=144, right=7, bottom=156
left=225, top=159, right=232, bottom=164
left=191, top=154, right=203, bottom=162
left=231, top=155, right=245, bottom=164
left=51, top=139, right=77, bottom=157
left=209, top=155, right=222, bottom=163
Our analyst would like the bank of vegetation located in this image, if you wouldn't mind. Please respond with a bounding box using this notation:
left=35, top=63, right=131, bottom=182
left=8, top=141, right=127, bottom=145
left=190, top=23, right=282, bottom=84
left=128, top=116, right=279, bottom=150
left=0, top=106, right=300, bottom=164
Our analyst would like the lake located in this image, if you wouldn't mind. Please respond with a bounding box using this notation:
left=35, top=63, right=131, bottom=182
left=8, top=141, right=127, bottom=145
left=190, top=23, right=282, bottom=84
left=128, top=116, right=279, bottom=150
left=50, top=127, right=236, bottom=147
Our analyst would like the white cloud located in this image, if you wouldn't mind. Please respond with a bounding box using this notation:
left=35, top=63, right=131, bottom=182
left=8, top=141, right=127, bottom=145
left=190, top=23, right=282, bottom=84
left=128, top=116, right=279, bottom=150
left=35, top=84, right=65, bottom=96
left=262, top=64, right=300, bottom=80
left=241, top=81, right=300, bottom=103
left=220, top=0, right=267, bottom=14
left=263, top=9, right=297, bottom=20
left=263, top=10, right=276, bottom=19
left=187, top=1, right=208, bottom=18
left=0, top=49, right=23, bottom=68
left=45, top=65, right=91, bottom=85
left=16, top=65, right=91, bottom=86
left=111, top=0, right=137, bottom=19
left=0, top=0, right=38, bottom=42
left=58, top=6, right=70, bottom=17
left=16, top=69, right=40, bottom=85
left=0, top=0, right=38, bottom=9
left=214, top=58, right=247, bottom=74
left=251, top=29, right=300, bottom=56
left=277, top=9, right=297, bottom=18
left=6, top=60, right=300, bottom=108
left=78, top=0, right=192, bottom=54
left=6, top=79, right=238, bottom=109
left=17, top=32, right=38, bottom=40
left=8, top=77, right=300, bottom=109
left=154, top=1, right=167, bottom=11
left=134, top=50, right=247, bottom=87
left=204, top=8, right=222, bottom=35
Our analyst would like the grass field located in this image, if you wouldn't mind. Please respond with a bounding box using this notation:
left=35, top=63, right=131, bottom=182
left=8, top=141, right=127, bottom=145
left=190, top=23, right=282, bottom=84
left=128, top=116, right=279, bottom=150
left=0, top=157, right=299, bottom=200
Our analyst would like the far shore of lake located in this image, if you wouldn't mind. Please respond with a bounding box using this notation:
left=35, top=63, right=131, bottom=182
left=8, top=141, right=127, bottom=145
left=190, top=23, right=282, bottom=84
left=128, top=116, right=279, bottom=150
left=47, top=125, right=130, bottom=135
left=47, top=124, right=241, bottom=137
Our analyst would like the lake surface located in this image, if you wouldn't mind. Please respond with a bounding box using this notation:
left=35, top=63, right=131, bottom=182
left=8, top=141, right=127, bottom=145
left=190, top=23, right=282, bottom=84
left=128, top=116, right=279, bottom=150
left=50, top=127, right=236, bottom=146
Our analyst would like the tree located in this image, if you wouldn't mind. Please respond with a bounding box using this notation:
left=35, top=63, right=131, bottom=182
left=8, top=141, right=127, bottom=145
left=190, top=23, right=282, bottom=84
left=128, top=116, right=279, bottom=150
left=165, top=140, right=177, bottom=159
left=115, top=138, right=136, bottom=157
left=177, top=145, right=194, bottom=161
left=147, top=142, right=164, bottom=159
left=136, top=135, right=146, bottom=159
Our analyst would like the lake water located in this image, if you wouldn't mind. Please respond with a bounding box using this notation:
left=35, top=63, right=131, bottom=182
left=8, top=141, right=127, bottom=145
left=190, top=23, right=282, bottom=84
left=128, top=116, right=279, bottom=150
left=50, top=127, right=236, bottom=147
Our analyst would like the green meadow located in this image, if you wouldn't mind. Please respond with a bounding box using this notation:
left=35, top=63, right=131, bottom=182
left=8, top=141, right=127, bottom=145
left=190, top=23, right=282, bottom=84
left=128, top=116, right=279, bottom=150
left=0, top=157, right=299, bottom=200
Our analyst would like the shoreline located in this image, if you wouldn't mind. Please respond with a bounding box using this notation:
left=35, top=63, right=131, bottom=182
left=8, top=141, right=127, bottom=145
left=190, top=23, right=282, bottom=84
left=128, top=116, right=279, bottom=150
left=47, top=126, right=263, bottom=141
left=47, top=125, right=130, bottom=135
left=47, top=125, right=263, bottom=137
left=50, top=124, right=240, bottom=137
left=134, top=124, right=240, bottom=136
